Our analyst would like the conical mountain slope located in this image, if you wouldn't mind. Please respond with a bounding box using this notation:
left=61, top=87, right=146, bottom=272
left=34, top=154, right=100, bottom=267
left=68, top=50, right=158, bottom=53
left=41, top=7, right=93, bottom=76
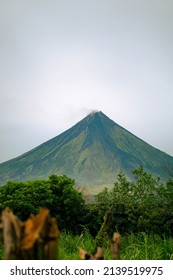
left=0, top=111, right=173, bottom=190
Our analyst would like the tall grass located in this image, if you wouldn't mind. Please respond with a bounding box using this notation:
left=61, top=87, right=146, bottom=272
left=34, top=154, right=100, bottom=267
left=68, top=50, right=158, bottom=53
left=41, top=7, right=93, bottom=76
left=58, top=229, right=96, bottom=260
left=58, top=231, right=173, bottom=260
left=0, top=232, right=173, bottom=260
left=121, top=232, right=173, bottom=260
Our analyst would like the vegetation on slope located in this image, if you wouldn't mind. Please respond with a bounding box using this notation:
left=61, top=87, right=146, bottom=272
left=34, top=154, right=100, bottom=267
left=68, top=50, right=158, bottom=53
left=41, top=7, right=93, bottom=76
left=0, top=111, right=173, bottom=188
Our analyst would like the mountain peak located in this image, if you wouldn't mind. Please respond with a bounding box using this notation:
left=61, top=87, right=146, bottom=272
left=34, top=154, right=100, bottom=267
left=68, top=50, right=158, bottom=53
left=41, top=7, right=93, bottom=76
left=88, top=110, right=101, bottom=116
left=84, top=111, right=110, bottom=132
left=86, top=110, right=109, bottom=122
left=87, top=110, right=103, bottom=118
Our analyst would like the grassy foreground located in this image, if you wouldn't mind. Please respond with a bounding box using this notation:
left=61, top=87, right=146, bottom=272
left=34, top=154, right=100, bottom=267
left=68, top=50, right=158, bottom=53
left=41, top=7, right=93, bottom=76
left=0, top=231, right=173, bottom=260
left=58, top=231, right=173, bottom=260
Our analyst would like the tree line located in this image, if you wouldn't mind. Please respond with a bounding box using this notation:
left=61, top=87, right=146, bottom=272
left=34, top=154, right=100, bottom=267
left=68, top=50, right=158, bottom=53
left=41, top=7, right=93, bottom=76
left=0, top=167, right=173, bottom=237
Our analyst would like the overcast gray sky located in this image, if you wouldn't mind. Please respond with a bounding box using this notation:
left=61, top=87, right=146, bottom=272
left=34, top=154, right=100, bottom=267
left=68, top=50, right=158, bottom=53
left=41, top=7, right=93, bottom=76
left=0, top=0, right=173, bottom=163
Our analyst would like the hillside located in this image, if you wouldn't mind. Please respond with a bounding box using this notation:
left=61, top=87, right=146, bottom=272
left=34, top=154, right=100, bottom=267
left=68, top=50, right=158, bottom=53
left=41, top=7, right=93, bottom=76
left=0, top=111, right=173, bottom=191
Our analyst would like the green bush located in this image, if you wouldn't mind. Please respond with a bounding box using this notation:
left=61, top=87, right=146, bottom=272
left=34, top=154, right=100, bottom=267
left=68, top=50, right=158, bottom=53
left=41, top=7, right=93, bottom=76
left=0, top=175, right=85, bottom=234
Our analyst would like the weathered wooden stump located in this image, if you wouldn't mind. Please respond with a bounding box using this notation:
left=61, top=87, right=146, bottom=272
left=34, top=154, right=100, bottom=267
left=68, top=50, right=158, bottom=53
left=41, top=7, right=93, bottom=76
left=79, top=231, right=121, bottom=260
left=0, top=208, right=60, bottom=260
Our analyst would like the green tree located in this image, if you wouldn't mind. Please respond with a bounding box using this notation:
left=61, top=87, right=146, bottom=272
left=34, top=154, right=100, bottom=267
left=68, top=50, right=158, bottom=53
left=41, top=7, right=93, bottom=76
left=49, top=174, right=85, bottom=233
left=95, top=167, right=173, bottom=235
left=0, top=175, right=86, bottom=234
left=0, top=180, right=52, bottom=220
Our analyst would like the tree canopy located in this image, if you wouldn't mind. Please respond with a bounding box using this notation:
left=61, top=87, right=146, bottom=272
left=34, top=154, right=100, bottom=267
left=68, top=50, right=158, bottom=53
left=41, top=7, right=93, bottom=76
left=0, top=167, right=173, bottom=236
left=94, top=167, right=173, bottom=235
left=0, top=175, right=85, bottom=233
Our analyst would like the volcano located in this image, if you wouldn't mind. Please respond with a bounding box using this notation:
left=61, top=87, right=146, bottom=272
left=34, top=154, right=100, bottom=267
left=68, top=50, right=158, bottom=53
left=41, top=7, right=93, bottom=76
left=0, top=111, right=173, bottom=191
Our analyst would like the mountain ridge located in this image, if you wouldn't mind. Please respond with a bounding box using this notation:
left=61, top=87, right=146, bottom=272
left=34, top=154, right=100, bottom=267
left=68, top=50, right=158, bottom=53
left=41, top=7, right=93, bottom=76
left=0, top=111, right=173, bottom=191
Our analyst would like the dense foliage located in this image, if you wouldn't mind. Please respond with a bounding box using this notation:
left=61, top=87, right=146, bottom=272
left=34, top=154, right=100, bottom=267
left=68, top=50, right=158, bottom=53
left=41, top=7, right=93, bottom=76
left=0, top=175, right=85, bottom=234
left=94, top=167, right=173, bottom=237
left=0, top=167, right=173, bottom=237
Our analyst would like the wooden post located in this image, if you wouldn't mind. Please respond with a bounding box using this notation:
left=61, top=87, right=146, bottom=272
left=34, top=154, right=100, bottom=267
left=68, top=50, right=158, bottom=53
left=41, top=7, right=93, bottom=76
left=111, top=232, right=121, bottom=260
left=79, top=232, right=121, bottom=260
left=0, top=208, right=60, bottom=260
left=79, top=246, right=104, bottom=260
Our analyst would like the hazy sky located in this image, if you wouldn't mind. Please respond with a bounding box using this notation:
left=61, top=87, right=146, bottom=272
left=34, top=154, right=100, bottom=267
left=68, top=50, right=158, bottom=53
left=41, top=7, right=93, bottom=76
left=1, top=0, right=173, bottom=163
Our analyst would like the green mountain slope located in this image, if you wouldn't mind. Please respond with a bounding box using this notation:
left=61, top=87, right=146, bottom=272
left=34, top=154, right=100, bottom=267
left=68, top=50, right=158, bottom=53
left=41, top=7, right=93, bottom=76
left=0, top=111, right=173, bottom=190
